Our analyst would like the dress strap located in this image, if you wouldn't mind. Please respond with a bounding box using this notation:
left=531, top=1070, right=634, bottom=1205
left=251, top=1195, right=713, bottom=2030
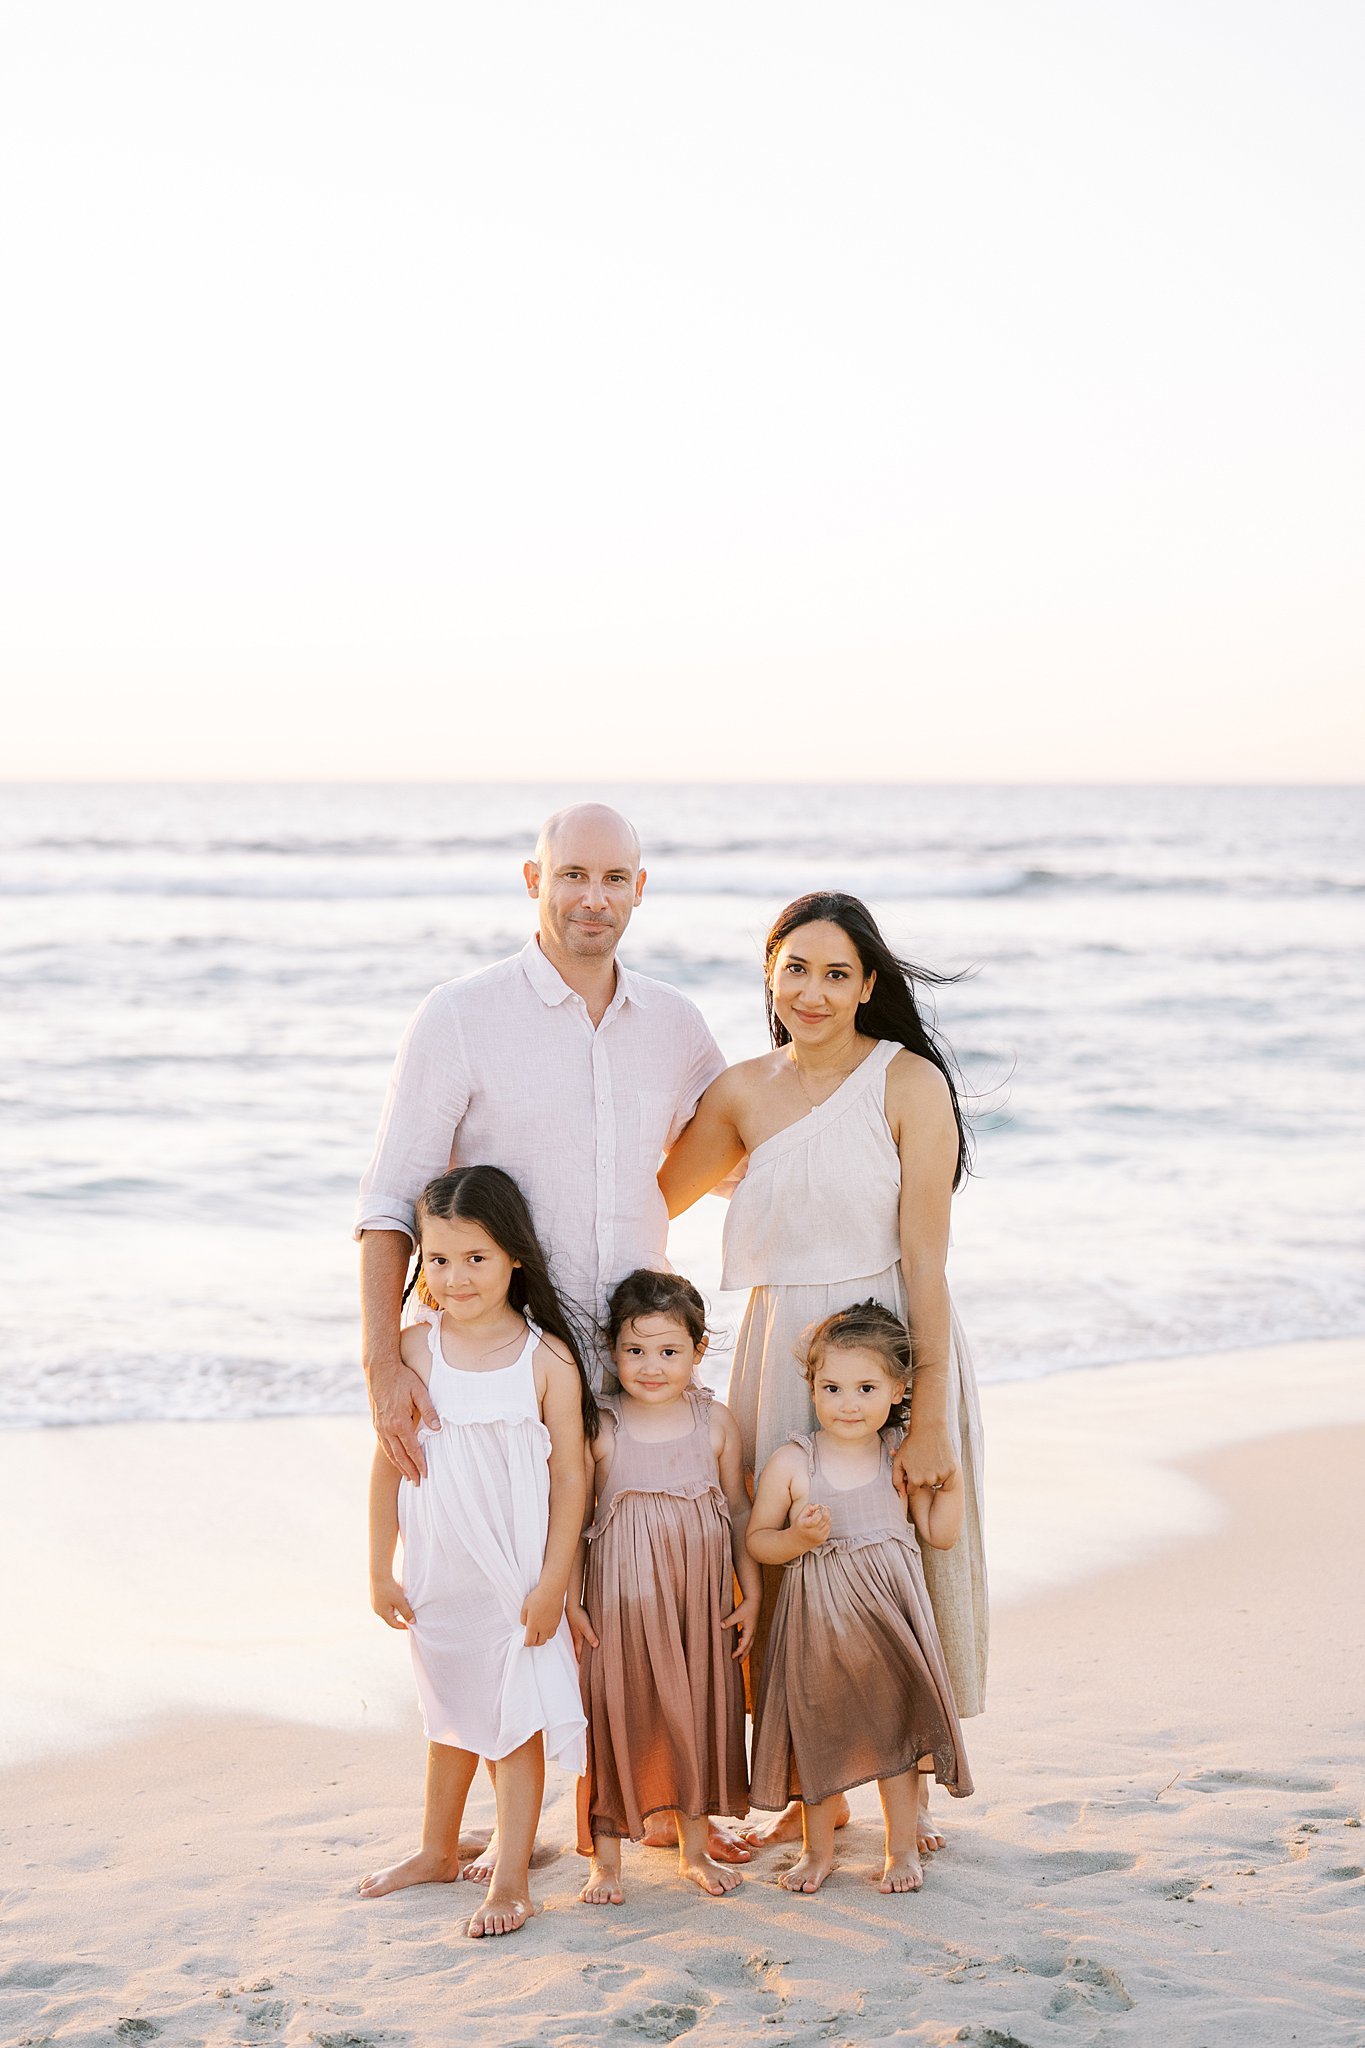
left=427, top=1312, right=444, bottom=1366
left=789, top=1430, right=819, bottom=1479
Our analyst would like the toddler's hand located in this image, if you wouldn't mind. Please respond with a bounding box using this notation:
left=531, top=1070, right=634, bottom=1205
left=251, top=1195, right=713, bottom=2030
left=721, top=1594, right=759, bottom=1660
left=567, top=1599, right=600, bottom=1655
left=370, top=1575, right=415, bottom=1630
left=793, top=1502, right=832, bottom=1551
left=521, top=1579, right=566, bottom=1647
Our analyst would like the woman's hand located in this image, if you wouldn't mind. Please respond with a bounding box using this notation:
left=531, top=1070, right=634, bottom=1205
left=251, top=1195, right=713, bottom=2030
left=791, top=1502, right=833, bottom=1552
left=892, top=1425, right=959, bottom=1500
left=521, top=1578, right=567, bottom=1647
left=370, top=1574, right=415, bottom=1630
left=721, top=1592, right=759, bottom=1659
left=566, top=1598, right=599, bottom=1655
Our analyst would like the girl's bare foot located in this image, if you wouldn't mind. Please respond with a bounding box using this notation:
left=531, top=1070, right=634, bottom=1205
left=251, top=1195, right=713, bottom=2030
left=880, top=1847, right=924, bottom=1893
left=357, top=1847, right=463, bottom=1898
left=742, top=1794, right=850, bottom=1848
left=778, top=1848, right=834, bottom=1893
left=467, top=1887, right=533, bottom=1937
left=679, top=1850, right=743, bottom=1895
left=579, top=1843, right=625, bottom=1905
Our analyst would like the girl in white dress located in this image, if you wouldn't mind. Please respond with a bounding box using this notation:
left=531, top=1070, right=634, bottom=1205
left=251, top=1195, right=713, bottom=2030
left=360, top=1165, right=596, bottom=1939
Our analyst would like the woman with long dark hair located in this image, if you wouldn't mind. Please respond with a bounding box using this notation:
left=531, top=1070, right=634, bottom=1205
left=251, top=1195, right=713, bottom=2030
left=659, top=893, right=987, bottom=1850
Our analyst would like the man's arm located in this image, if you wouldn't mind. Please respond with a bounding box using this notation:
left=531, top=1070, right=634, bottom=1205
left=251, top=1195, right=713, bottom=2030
left=361, top=1231, right=439, bottom=1483
left=356, top=985, right=470, bottom=1481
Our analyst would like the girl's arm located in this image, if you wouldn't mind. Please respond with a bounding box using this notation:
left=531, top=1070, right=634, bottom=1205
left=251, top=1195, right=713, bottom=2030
left=909, top=1467, right=964, bottom=1551
left=746, top=1447, right=832, bottom=1566
left=886, top=1054, right=961, bottom=1498
left=657, top=1070, right=746, bottom=1218
left=712, top=1404, right=761, bottom=1658
left=524, top=1342, right=588, bottom=1646
left=566, top=1438, right=602, bottom=1654
left=368, top=1444, right=415, bottom=1629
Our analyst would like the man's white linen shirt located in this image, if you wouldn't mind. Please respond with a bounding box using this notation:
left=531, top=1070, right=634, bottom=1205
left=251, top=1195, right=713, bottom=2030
left=355, top=938, right=725, bottom=1325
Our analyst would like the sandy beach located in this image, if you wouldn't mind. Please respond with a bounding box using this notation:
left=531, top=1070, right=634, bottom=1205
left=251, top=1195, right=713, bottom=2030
left=4, top=1337, right=1363, bottom=2046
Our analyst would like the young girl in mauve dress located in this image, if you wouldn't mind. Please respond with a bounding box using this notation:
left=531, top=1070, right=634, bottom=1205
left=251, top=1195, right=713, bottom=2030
left=569, top=1269, right=759, bottom=1905
left=747, top=1301, right=972, bottom=1897
left=361, top=1165, right=596, bottom=1939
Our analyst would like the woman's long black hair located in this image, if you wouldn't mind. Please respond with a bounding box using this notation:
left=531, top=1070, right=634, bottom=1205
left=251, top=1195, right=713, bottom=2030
left=764, top=891, right=973, bottom=1190
left=404, top=1163, right=599, bottom=1439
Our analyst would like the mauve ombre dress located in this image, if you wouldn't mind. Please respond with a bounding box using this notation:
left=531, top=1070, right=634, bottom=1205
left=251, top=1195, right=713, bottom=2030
left=576, top=1389, right=749, bottom=1847
left=723, top=1037, right=989, bottom=1717
left=750, top=1430, right=972, bottom=1810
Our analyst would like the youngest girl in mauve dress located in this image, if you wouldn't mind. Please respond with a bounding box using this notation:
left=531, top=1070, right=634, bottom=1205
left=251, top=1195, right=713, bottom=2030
left=569, top=1269, right=759, bottom=1904
left=747, top=1300, right=972, bottom=1897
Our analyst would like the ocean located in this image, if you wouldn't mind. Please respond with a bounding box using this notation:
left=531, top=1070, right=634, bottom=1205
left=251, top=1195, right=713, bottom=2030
left=2, top=781, right=1361, bottom=1427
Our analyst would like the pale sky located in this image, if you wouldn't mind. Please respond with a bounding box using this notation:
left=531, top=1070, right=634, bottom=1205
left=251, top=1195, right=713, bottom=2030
left=2, top=2, right=1362, bottom=781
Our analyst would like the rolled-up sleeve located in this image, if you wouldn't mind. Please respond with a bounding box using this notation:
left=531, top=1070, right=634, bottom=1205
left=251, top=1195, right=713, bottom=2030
left=354, top=987, right=471, bottom=1242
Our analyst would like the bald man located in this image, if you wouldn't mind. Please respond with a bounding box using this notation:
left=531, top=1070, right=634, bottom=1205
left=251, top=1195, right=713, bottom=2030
left=356, top=804, right=724, bottom=1481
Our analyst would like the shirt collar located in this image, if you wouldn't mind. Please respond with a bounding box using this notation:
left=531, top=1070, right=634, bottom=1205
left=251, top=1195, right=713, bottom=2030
left=518, top=936, right=649, bottom=1010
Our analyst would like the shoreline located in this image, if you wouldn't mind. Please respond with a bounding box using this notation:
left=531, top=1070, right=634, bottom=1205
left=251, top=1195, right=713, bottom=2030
left=4, top=1407, right=1362, bottom=2043
left=3, top=1335, right=1363, bottom=1768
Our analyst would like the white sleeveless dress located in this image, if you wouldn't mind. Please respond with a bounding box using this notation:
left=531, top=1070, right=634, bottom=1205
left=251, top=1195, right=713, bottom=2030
left=722, top=1037, right=989, bottom=1717
left=397, top=1312, right=586, bottom=1771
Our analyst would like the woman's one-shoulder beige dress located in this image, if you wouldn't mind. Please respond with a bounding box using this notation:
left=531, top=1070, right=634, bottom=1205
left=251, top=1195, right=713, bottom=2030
left=723, top=1038, right=989, bottom=1717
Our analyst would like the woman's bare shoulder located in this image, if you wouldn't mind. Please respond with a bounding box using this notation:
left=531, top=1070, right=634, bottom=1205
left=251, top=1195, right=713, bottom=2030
left=710, top=1050, right=783, bottom=1101
left=884, top=1046, right=952, bottom=1113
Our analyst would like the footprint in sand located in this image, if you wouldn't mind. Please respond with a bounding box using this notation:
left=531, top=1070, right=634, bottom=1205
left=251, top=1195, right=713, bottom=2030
left=610, top=2002, right=703, bottom=2042
left=115, top=2025, right=161, bottom=2042
left=1185, top=1768, right=1333, bottom=1794
left=0, top=1963, right=72, bottom=1990
left=1033, top=1849, right=1134, bottom=1883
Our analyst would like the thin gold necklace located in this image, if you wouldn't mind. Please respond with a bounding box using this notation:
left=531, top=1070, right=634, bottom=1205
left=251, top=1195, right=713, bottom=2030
left=790, top=1040, right=869, bottom=1107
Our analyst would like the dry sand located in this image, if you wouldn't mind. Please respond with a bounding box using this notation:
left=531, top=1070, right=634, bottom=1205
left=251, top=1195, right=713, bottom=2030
left=3, top=1340, right=1363, bottom=2046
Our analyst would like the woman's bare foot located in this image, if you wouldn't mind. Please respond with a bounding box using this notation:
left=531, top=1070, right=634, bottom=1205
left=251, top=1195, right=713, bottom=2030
left=357, top=1847, right=463, bottom=1898
left=916, top=1781, right=946, bottom=1855
left=679, top=1850, right=743, bottom=1896
left=778, top=1847, right=834, bottom=1893
left=466, top=1887, right=533, bottom=1937
left=743, top=1794, right=850, bottom=1847
left=461, top=1834, right=497, bottom=1884
left=642, top=1814, right=752, bottom=1862
left=579, top=1841, right=625, bottom=1906
left=880, top=1847, right=924, bottom=1893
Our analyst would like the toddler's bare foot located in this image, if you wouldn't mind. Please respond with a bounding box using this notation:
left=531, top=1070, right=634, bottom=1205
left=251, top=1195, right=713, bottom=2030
left=706, top=1820, right=752, bottom=1863
left=743, top=1795, right=850, bottom=1847
left=679, top=1851, right=743, bottom=1896
left=579, top=1851, right=625, bottom=1905
left=467, top=1886, right=533, bottom=1937
left=880, top=1847, right=924, bottom=1893
left=778, top=1847, right=834, bottom=1893
left=641, top=1815, right=679, bottom=1849
left=357, top=1848, right=462, bottom=1898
